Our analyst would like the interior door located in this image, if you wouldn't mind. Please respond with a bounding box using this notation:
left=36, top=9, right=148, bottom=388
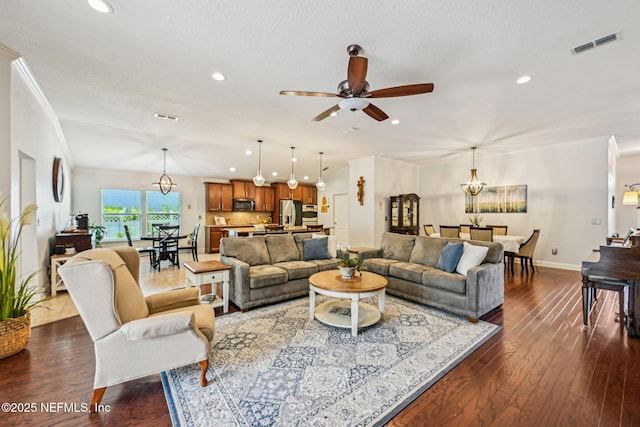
left=333, top=193, right=348, bottom=247
left=19, top=152, right=39, bottom=294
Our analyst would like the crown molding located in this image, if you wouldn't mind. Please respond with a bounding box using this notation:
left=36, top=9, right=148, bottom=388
left=0, top=44, right=20, bottom=62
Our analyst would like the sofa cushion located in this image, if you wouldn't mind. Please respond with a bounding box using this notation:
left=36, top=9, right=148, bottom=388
left=221, top=236, right=270, bottom=266
left=312, top=233, right=337, bottom=258
left=363, top=257, right=400, bottom=276
left=308, top=259, right=340, bottom=271
left=437, top=242, right=464, bottom=273
left=303, top=237, right=330, bottom=260
left=266, top=234, right=299, bottom=263
left=380, top=232, right=416, bottom=262
left=422, top=269, right=467, bottom=295
left=409, top=236, right=448, bottom=267
left=456, top=242, right=489, bottom=275
left=293, top=233, right=314, bottom=260
left=249, top=265, right=288, bottom=289
left=389, top=262, right=435, bottom=283
left=273, top=261, right=318, bottom=280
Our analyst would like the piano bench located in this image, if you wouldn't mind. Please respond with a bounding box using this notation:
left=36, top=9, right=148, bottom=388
left=582, top=276, right=630, bottom=329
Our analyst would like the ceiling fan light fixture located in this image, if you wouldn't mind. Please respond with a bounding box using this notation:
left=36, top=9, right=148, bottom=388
left=253, top=139, right=265, bottom=187
left=287, top=146, right=298, bottom=190
left=316, top=151, right=327, bottom=192
left=152, top=148, right=177, bottom=195
left=460, top=147, right=486, bottom=196
left=338, top=97, right=369, bottom=111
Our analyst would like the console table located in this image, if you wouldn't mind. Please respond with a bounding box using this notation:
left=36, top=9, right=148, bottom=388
left=50, top=254, right=73, bottom=296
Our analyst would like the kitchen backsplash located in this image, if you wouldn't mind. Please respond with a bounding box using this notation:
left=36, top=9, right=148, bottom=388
left=205, top=211, right=272, bottom=226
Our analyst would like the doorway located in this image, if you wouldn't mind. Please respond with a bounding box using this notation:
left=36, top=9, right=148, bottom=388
left=333, top=193, right=348, bottom=247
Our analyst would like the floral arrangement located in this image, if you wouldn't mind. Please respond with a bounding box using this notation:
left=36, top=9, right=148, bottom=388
left=0, top=196, right=41, bottom=321
left=468, top=214, right=483, bottom=227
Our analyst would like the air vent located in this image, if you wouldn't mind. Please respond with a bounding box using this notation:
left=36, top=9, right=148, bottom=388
left=154, top=112, right=179, bottom=121
left=571, top=31, right=622, bottom=55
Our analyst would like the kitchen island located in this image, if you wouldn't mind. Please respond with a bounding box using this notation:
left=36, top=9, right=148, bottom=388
left=224, top=225, right=309, bottom=237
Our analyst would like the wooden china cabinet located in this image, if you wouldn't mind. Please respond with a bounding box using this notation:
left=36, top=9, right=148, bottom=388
left=389, top=193, right=420, bottom=235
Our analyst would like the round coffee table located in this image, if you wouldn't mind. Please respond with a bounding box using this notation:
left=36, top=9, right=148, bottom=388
left=309, top=270, right=388, bottom=336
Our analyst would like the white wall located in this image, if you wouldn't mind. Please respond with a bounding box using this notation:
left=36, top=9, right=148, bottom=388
left=317, top=166, right=349, bottom=230
left=8, top=57, right=73, bottom=292
left=420, top=139, right=609, bottom=269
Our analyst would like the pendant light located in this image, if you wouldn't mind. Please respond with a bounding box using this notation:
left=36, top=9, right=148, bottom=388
left=153, top=148, right=177, bottom=195
left=287, top=146, right=298, bottom=190
left=623, top=183, right=640, bottom=205
left=253, top=139, right=265, bottom=187
left=316, top=151, right=327, bottom=192
left=460, top=146, right=485, bottom=196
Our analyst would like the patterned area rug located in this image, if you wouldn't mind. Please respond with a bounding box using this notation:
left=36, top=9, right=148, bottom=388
left=162, top=295, right=500, bottom=426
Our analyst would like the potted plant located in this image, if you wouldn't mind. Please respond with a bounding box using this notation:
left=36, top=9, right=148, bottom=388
left=0, top=196, right=41, bottom=359
left=64, top=243, right=75, bottom=254
left=338, top=251, right=367, bottom=280
left=89, top=223, right=106, bottom=248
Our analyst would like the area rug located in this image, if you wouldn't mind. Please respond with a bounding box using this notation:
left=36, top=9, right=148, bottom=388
left=162, top=295, right=500, bottom=426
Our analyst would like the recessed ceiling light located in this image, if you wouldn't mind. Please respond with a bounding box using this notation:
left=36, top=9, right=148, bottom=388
left=303, top=176, right=309, bottom=180
left=245, top=150, right=252, bottom=155
left=272, top=171, right=278, bottom=176
left=391, top=119, right=400, bottom=125
left=516, top=75, right=532, bottom=84
left=229, top=167, right=236, bottom=172
left=211, top=72, right=226, bottom=81
left=88, top=0, right=113, bottom=14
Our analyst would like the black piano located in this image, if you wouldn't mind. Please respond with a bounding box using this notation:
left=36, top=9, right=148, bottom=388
left=581, top=245, right=640, bottom=337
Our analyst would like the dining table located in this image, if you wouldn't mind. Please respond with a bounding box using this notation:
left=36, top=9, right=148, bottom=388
left=430, top=232, right=526, bottom=253
left=141, top=233, right=188, bottom=267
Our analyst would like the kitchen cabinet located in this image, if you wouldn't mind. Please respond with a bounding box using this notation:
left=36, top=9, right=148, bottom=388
left=389, top=193, right=420, bottom=235
left=206, top=182, right=233, bottom=211
left=302, top=185, right=317, bottom=204
left=255, top=186, right=275, bottom=211
left=274, top=182, right=305, bottom=202
left=205, top=226, right=227, bottom=253
left=231, top=180, right=256, bottom=199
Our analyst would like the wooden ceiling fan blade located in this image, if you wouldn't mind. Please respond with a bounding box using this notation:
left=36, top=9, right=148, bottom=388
left=363, top=103, right=389, bottom=121
left=368, top=83, right=434, bottom=98
left=279, top=90, right=338, bottom=97
left=312, top=104, right=341, bottom=121
left=347, top=56, right=368, bottom=94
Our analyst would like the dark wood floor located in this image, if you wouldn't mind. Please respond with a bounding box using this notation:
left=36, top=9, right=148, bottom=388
left=1, top=265, right=639, bottom=426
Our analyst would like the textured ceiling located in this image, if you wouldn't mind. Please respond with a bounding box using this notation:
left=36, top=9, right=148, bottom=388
left=1, top=0, right=639, bottom=183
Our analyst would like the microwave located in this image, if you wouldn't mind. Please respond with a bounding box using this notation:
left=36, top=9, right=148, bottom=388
left=233, top=199, right=256, bottom=212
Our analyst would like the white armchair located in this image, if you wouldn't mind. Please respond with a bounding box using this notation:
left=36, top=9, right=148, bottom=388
left=58, top=246, right=214, bottom=411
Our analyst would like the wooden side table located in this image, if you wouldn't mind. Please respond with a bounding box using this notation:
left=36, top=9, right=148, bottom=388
left=50, top=254, right=73, bottom=296
left=184, top=260, right=231, bottom=312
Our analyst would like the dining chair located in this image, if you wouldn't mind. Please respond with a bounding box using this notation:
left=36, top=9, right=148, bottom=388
left=439, top=225, right=460, bottom=238
left=459, top=224, right=471, bottom=234
left=150, top=222, right=169, bottom=238
left=423, top=224, right=436, bottom=236
left=306, top=224, right=324, bottom=232
left=470, top=227, right=494, bottom=242
left=179, top=223, right=200, bottom=262
left=487, top=225, right=508, bottom=235
left=153, top=225, right=181, bottom=269
left=123, top=225, right=155, bottom=269
left=505, top=229, right=540, bottom=273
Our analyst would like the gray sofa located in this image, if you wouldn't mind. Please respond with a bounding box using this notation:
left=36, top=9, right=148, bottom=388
left=359, top=232, right=505, bottom=322
left=220, top=233, right=339, bottom=310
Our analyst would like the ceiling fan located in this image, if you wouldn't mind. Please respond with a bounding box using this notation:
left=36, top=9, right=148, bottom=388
left=279, top=44, right=434, bottom=122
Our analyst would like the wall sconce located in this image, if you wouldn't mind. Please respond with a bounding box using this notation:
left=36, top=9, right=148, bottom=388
left=622, top=183, right=640, bottom=205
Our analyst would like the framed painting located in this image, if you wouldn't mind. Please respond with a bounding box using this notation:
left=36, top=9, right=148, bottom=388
left=465, top=184, right=527, bottom=213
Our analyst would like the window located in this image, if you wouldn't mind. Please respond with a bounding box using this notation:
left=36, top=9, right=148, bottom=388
left=102, top=189, right=142, bottom=240
left=101, top=190, right=181, bottom=241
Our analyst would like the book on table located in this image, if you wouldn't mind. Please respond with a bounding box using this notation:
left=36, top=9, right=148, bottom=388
left=329, top=306, right=351, bottom=316
left=201, top=294, right=217, bottom=303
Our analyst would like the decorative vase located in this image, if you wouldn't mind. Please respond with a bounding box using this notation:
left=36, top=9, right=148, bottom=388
left=0, top=311, right=31, bottom=359
left=339, top=266, right=355, bottom=280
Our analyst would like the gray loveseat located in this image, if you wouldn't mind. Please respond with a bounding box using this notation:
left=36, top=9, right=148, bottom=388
left=359, top=232, right=504, bottom=322
left=220, top=233, right=339, bottom=310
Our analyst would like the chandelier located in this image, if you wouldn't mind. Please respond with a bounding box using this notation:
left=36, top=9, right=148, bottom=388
left=316, top=152, right=327, bottom=192
left=253, top=139, right=265, bottom=187
left=460, top=146, right=485, bottom=196
left=287, top=147, right=298, bottom=190
left=153, top=148, right=177, bottom=195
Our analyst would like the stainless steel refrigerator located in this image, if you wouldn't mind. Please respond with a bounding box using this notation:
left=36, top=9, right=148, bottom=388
left=280, top=200, right=302, bottom=226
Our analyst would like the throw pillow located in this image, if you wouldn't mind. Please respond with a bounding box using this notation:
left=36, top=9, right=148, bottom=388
left=312, top=233, right=337, bottom=258
left=303, top=237, right=331, bottom=261
left=456, top=241, right=489, bottom=276
left=436, top=242, right=464, bottom=273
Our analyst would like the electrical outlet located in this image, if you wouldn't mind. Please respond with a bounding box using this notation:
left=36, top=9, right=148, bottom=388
left=552, top=248, right=558, bottom=255
left=592, top=218, right=601, bottom=225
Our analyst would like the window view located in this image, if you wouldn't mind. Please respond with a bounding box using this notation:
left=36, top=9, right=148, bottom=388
left=101, top=190, right=181, bottom=240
